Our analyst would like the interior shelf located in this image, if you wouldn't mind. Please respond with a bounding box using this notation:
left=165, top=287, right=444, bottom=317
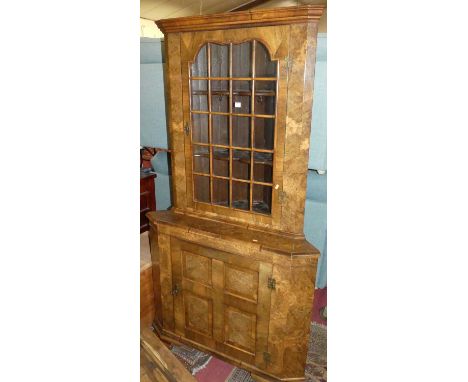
left=212, top=200, right=270, bottom=214
left=194, top=151, right=273, bottom=166
left=192, top=90, right=276, bottom=97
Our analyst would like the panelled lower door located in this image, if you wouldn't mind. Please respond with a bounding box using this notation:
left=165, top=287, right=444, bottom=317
left=170, top=237, right=272, bottom=368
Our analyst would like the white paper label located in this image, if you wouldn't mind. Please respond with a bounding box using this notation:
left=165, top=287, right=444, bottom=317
left=234, top=102, right=242, bottom=108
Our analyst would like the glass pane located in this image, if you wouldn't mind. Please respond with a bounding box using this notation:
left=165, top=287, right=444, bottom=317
left=193, top=145, right=210, bottom=174
left=253, top=117, right=274, bottom=150
left=255, top=80, right=275, bottom=92
left=194, top=175, right=210, bottom=203
left=232, top=181, right=250, bottom=210
left=232, top=42, right=252, bottom=77
left=232, top=116, right=251, bottom=148
left=211, top=94, right=229, bottom=113
left=191, top=80, right=208, bottom=111
left=212, top=147, right=229, bottom=177
left=212, top=115, right=229, bottom=145
left=211, top=80, right=229, bottom=92
left=255, top=42, right=277, bottom=77
left=253, top=152, right=273, bottom=183
left=253, top=184, right=272, bottom=214
left=232, top=80, right=251, bottom=114
left=212, top=178, right=229, bottom=207
left=191, top=45, right=208, bottom=77
left=232, top=149, right=250, bottom=180
left=232, top=80, right=251, bottom=92
left=210, top=44, right=229, bottom=78
left=233, top=95, right=251, bottom=114
left=254, top=82, right=275, bottom=115
left=191, top=114, right=209, bottom=143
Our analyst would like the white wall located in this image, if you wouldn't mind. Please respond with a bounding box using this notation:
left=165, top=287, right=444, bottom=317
left=140, top=18, right=164, bottom=38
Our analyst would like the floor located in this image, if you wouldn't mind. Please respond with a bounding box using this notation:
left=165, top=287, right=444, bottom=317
left=140, top=232, right=327, bottom=381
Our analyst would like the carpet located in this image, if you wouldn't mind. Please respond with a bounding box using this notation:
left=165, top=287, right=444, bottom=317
left=170, top=322, right=327, bottom=382
left=225, top=367, right=254, bottom=382
left=170, top=344, right=212, bottom=375
left=305, top=322, right=327, bottom=382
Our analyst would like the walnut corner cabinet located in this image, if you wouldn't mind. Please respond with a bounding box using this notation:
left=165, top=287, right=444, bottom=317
left=147, top=5, right=325, bottom=381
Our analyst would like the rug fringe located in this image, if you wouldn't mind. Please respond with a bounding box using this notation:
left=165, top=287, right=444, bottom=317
left=192, top=355, right=213, bottom=375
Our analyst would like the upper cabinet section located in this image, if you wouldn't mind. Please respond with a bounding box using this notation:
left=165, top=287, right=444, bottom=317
left=156, top=5, right=325, bottom=235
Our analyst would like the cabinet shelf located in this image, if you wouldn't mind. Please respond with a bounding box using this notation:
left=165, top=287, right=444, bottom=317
left=191, top=77, right=277, bottom=81
left=211, top=200, right=270, bottom=213
left=194, top=152, right=273, bottom=166
left=192, top=90, right=276, bottom=97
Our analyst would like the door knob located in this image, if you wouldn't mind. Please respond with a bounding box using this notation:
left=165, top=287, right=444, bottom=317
left=171, top=283, right=180, bottom=296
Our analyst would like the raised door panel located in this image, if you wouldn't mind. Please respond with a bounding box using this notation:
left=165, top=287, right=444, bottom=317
left=184, top=292, right=213, bottom=337
left=182, top=250, right=212, bottom=287
left=224, top=306, right=256, bottom=354
left=224, top=264, right=258, bottom=302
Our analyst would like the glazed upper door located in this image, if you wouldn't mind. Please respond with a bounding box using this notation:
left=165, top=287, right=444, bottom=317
left=180, top=26, right=290, bottom=230
left=170, top=238, right=273, bottom=369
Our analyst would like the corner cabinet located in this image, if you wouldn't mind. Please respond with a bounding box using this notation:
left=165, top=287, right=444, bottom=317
left=148, top=5, right=325, bottom=381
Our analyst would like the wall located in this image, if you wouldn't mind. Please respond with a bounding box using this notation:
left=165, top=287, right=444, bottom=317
left=140, top=38, right=172, bottom=211
left=140, top=18, right=163, bottom=38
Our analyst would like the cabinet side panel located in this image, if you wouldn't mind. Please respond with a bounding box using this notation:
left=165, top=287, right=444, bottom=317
left=165, top=33, right=187, bottom=208
left=281, top=23, right=318, bottom=234
left=158, top=232, right=175, bottom=330
left=170, top=238, right=186, bottom=336
left=149, top=225, right=163, bottom=327
left=267, top=258, right=317, bottom=378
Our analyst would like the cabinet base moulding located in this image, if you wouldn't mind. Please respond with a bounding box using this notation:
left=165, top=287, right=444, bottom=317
left=152, top=323, right=308, bottom=382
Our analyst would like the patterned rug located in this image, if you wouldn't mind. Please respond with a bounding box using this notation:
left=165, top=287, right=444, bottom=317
left=170, top=322, right=327, bottom=382
left=170, top=344, right=212, bottom=374
left=305, top=322, right=327, bottom=382
left=225, top=367, right=254, bottom=382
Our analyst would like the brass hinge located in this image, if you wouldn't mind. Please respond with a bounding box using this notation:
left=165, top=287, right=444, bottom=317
left=184, top=122, right=190, bottom=136
left=263, top=352, right=271, bottom=365
left=267, top=276, right=276, bottom=290
left=171, top=283, right=180, bottom=296
left=284, top=56, right=292, bottom=69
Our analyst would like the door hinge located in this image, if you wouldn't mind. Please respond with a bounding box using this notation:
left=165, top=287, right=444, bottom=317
left=284, top=56, right=292, bottom=69
left=184, top=122, right=190, bottom=136
left=263, top=352, right=271, bottom=365
left=267, top=276, right=276, bottom=290
left=171, top=283, right=180, bottom=296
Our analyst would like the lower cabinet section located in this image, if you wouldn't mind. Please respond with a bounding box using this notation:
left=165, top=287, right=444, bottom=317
left=170, top=239, right=272, bottom=368
left=149, top=213, right=319, bottom=381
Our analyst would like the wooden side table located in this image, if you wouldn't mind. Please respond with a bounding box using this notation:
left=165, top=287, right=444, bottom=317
left=140, top=171, right=157, bottom=233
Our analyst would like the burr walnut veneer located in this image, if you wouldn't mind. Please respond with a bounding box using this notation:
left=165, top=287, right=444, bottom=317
left=148, top=5, right=325, bottom=381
